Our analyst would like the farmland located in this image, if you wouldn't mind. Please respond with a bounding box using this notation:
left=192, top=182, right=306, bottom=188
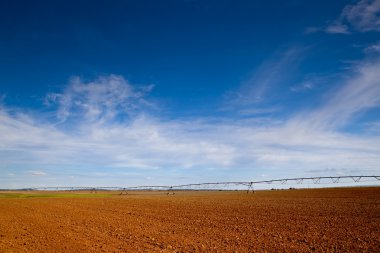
left=0, top=187, right=379, bottom=252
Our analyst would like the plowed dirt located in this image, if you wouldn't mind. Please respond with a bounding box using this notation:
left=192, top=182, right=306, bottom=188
left=0, top=187, right=379, bottom=252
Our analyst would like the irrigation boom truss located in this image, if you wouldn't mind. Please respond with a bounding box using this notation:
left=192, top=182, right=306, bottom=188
left=26, top=175, right=380, bottom=193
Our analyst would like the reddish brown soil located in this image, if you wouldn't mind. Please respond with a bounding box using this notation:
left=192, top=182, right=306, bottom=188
left=0, top=187, right=379, bottom=252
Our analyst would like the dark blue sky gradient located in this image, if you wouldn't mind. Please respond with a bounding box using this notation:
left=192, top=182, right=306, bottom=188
left=0, top=0, right=362, bottom=114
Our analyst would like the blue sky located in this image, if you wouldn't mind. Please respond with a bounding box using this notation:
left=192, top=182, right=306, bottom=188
left=1, top=0, right=380, bottom=188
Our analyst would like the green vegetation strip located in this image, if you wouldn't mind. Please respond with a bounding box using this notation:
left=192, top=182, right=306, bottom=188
left=0, top=193, right=115, bottom=199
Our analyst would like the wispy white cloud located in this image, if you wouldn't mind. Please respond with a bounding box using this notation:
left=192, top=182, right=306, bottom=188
left=224, top=47, right=306, bottom=108
left=45, top=75, right=155, bottom=123
left=237, top=107, right=281, bottom=116
left=290, top=58, right=380, bottom=130
left=307, top=0, right=380, bottom=34
left=1, top=110, right=379, bottom=188
left=341, top=0, right=380, bottom=32
left=290, top=73, right=339, bottom=93
left=290, top=81, right=315, bottom=93
left=364, top=120, right=380, bottom=133
left=1, top=53, right=380, bottom=187
left=325, top=22, right=350, bottom=34
left=28, top=171, right=47, bottom=176
left=323, top=0, right=380, bottom=34
left=365, top=42, right=380, bottom=53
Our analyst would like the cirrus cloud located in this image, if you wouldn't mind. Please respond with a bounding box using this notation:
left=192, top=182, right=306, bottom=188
left=308, top=0, right=380, bottom=34
left=1, top=54, right=380, bottom=188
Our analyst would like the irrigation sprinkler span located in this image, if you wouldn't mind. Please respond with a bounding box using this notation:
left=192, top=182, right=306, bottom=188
left=26, top=175, right=380, bottom=194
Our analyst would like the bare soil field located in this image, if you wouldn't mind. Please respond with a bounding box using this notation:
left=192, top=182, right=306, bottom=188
left=0, top=187, right=379, bottom=252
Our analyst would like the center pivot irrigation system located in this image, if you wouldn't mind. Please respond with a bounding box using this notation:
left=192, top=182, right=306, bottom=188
left=29, top=175, right=380, bottom=194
